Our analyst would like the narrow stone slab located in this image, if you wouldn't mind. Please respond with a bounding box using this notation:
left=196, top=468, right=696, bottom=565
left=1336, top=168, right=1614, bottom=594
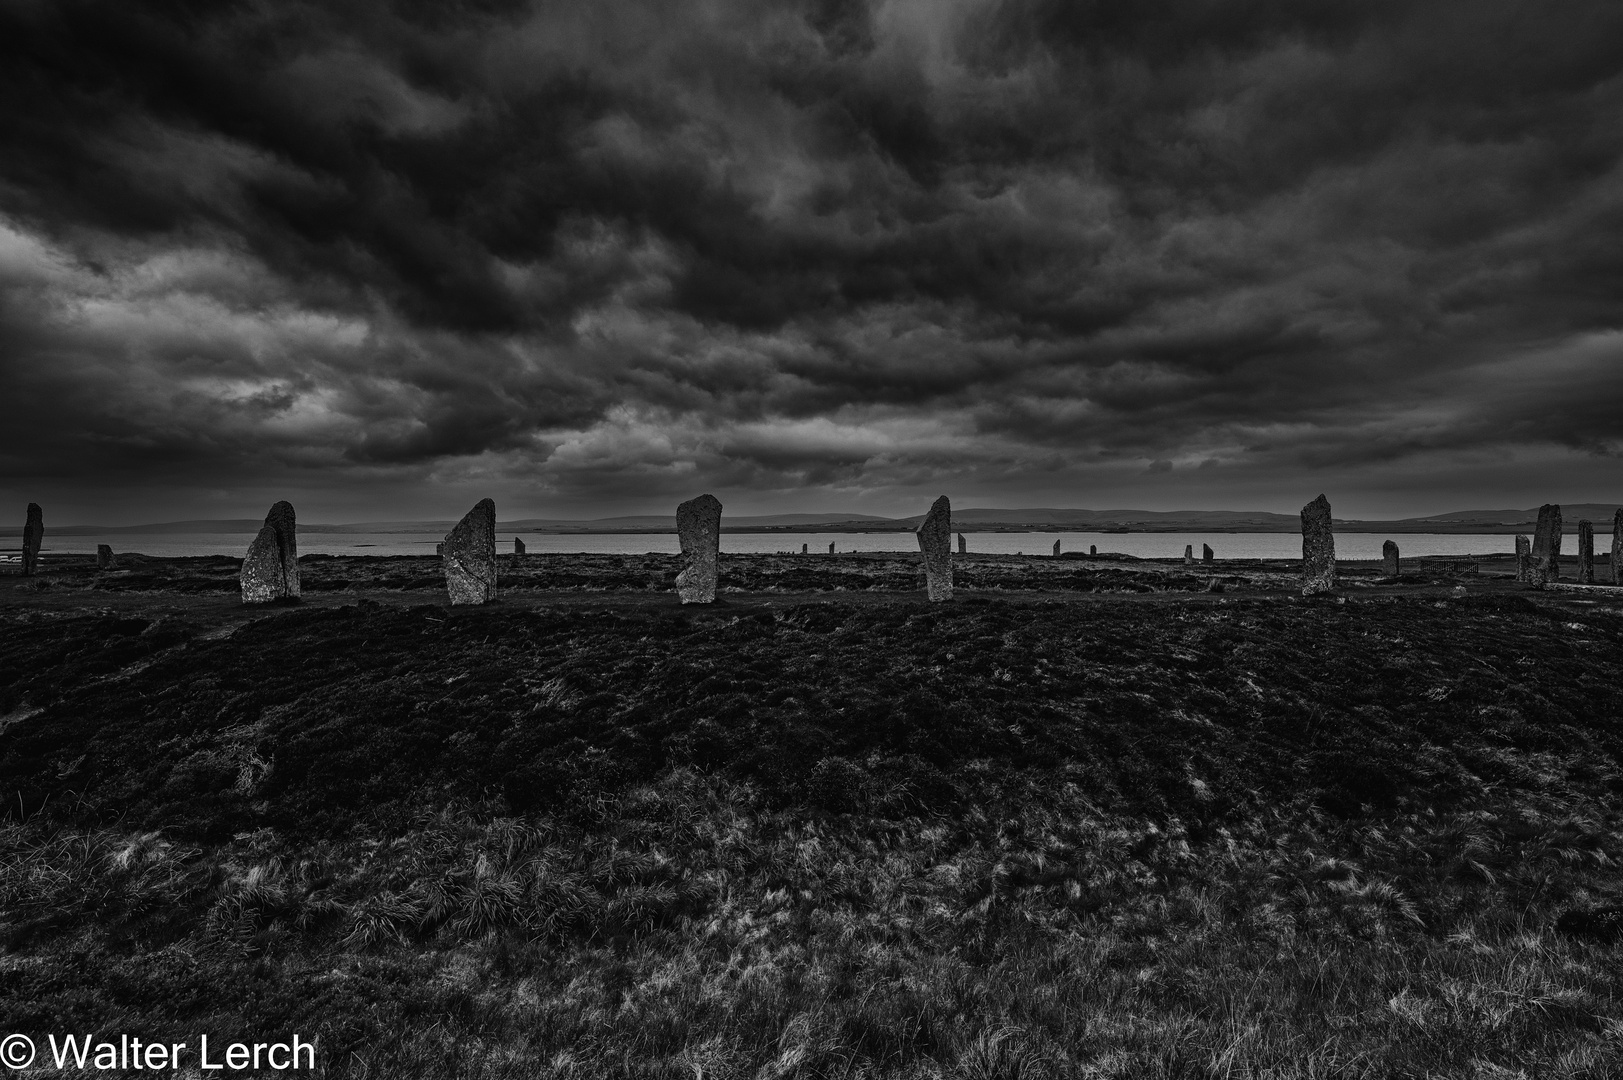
left=1202, top=544, right=1214, bottom=563
left=1383, top=539, right=1399, bottom=578
left=1052, top=539, right=1061, bottom=556
left=916, top=495, right=952, bottom=602
left=801, top=543, right=808, bottom=554
left=958, top=533, right=967, bottom=554
left=21, top=503, right=42, bottom=576
left=1614, top=509, right=1623, bottom=585
left=444, top=498, right=498, bottom=605
left=1578, top=520, right=1595, bottom=584
left=675, top=494, right=722, bottom=604
left=96, top=544, right=115, bottom=570
left=1530, top=504, right=1562, bottom=587
left=828, top=541, right=835, bottom=554
left=514, top=537, right=526, bottom=555
left=1515, top=534, right=1531, bottom=582
left=1300, top=494, right=1336, bottom=595
left=238, top=501, right=299, bottom=602
left=1089, top=545, right=1097, bottom=556
left=1184, top=544, right=1193, bottom=565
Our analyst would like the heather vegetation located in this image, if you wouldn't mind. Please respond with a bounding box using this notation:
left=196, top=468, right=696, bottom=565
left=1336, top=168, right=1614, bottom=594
left=2, top=557, right=1623, bottom=1077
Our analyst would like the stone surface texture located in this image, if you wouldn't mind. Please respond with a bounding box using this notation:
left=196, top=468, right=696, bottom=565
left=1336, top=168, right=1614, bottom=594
left=675, top=494, right=723, bottom=604
left=1300, top=494, right=1337, bottom=595
left=916, top=496, right=953, bottom=602
left=444, top=498, right=498, bottom=605
left=1578, top=520, right=1595, bottom=584
left=1383, top=540, right=1399, bottom=577
left=1515, top=534, right=1531, bottom=583
left=96, top=544, right=114, bottom=570
left=21, top=503, right=42, bottom=576
left=239, top=500, right=299, bottom=602
left=1530, top=504, right=1562, bottom=587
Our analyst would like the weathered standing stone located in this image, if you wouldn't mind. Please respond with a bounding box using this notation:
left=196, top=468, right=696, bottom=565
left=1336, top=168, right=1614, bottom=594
left=1052, top=539, right=1061, bottom=557
left=801, top=543, right=808, bottom=554
left=1382, top=539, right=1399, bottom=578
left=1530, top=504, right=1562, bottom=587
left=20, top=503, right=42, bottom=575
left=1613, top=509, right=1623, bottom=585
left=958, top=533, right=967, bottom=554
left=1300, top=495, right=1337, bottom=595
left=1089, top=545, right=1097, bottom=556
left=675, top=494, right=723, bottom=604
left=828, top=541, right=835, bottom=554
left=1184, top=544, right=1194, bottom=565
left=514, top=537, right=526, bottom=555
left=916, top=496, right=952, bottom=602
left=96, top=544, right=115, bottom=570
left=1578, top=520, right=1595, bottom=584
left=443, top=498, right=498, bottom=605
left=1515, top=534, right=1531, bottom=583
left=239, top=500, right=300, bottom=603
left=1202, top=544, right=1214, bottom=563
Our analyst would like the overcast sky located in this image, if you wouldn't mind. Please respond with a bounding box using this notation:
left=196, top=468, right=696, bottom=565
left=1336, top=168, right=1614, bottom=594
left=3, top=0, right=1623, bottom=524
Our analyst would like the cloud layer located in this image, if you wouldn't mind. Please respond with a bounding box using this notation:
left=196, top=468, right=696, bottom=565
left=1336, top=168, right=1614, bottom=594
left=3, top=0, right=1623, bottom=520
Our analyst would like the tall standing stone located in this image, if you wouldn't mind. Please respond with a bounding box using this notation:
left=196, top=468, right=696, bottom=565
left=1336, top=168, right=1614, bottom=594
left=828, top=541, right=835, bottom=554
left=1530, top=504, right=1562, bottom=587
left=801, top=543, right=808, bottom=554
left=1052, top=539, right=1061, bottom=557
left=1089, top=545, right=1097, bottom=556
left=916, top=496, right=952, bottom=602
left=1300, top=495, right=1337, bottom=595
left=1202, top=544, right=1214, bottom=564
left=96, top=544, right=115, bottom=570
left=1184, top=544, right=1194, bottom=565
left=514, top=537, right=526, bottom=556
left=443, top=498, right=498, bottom=605
left=1613, top=509, right=1623, bottom=585
left=958, top=533, right=967, bottom=554
left=1578, top=520, right=1595, bottom=584
left=20, top=503, right=42, bottom=576
left=1382, top=540, right=1399, bottom=578
left=1515, top=534, right=1531, bottom=583
left=239, top=500, right=300, bottom=603
left=675, top=494, right=722, bottom=604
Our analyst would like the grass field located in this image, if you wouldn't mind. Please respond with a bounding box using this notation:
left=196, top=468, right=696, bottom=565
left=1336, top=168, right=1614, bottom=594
left=2, top=553, right=1622, bottom=1077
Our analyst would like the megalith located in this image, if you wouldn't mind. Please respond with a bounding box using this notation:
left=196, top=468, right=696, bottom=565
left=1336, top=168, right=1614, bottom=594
left=1299, top=495, right=1337, bottom=595
left=1515, top=534, right=1531, bottom=583
left=1184, top=544, right=1193, bottom=565
left=958, top=533, right=967, bottom=555
left=96, top=544, right=115, bottom=570
left=1578, top=520, right=1595, bottom=584
left=1052, top=539, right=1061, bottom=557
left=828, top=541, right=835, bottom=554
left=675, top=494, right=722, bottom=604
left=1530, top=504, right=1562, bottom=587
left=1613, top=509, right=1623, bottom=586
left=916, top=496, right=952, bottom=602
left=443, top=498, right=498, bottom=605
left=1089, top=545, right=1097, bottom=556
left=20, top=503, right=42, bottom=576
left=239, top=500, right=300, bottom=603
left=1202, top=544, right=1214, bottom=564
left=514, top=537, right=526, bottom=556
left=1382, top=539, right=1399, bottom=578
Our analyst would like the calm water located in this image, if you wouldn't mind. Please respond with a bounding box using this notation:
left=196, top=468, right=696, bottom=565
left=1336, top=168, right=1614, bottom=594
left=14, top=530, right=1521, bottom=560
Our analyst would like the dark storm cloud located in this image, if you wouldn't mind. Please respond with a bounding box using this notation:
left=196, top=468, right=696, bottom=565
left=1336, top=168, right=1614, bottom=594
left=3, top=0, right=1623, bottom=515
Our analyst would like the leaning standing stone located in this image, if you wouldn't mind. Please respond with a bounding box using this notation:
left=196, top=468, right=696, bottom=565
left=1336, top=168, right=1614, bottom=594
left=1202, top=544, right=1214, bottom=564
left=916, top=496, right=952, bottom=602
left=239, top=500, right=300, bottom=602
left=1300, top=494, right=1337, bottom=595
left=21, top=503, right=42, bottom=575
left=444, top=498, right=498, bottom=605
left=1052, top=539, right=1061, bottom=557
left=1578, top=520, right=1595, bottom=584
left=96, top=544, right=115, bottom=570
left=958, top=533, right=966, bottom=554
left=675, top=494, right=722, bottom=604
left=1383, top=540, right=1399, bottom=578
left=1515, top=534, right=1531, bottom=582
left=1530, top=504, right=1562, bottom=587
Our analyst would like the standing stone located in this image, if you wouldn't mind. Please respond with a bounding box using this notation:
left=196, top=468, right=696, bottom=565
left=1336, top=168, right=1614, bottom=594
left=675, top=494, right=722, bottom=604
left=1382, top=540, right=1399, bottom=578
left=1578, top=520, right=1595, bottom=584
left=1613, top=509, right=1623, bottom=585
left=1530, top=504, right=1562, bottom=587
left=20, top=503, right=42, bottom=575
left=1089, top=545, right=1097, bottom=556
left=443, top=498, right=498, bottom=605
left=801, top=543, right=808, bottom=554
left=1202, top=544, right=1214, bottom=564
left=239, top=500, right=300, bottom=603
left=1184, top=544, right=1194, bottom=565
left=958, top=533, right=967, bottom=554
left=1515, top=534, right=1531, bottom=583
left=514, top=537, right=526, bottom=556
left=96, top=544, right=115, bottom=570
left=916, top=496, right=952, bottom=602
left=1300, top=495, right=1337, bottom=595
left=828, top=541, right=835, bottom=554
left=1052, top=539, right=1061, bottom=557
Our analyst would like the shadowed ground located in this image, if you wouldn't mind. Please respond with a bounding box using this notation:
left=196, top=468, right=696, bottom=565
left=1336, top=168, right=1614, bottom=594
left=1, top=553, right=1622, bottom=1077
